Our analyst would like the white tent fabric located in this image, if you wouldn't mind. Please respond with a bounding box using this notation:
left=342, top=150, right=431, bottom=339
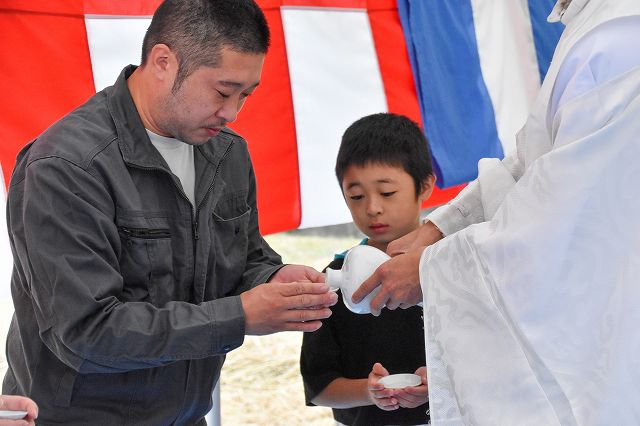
left=470, top=0, right=541, bottom=155
left=281, top=7, right=388, bottom=228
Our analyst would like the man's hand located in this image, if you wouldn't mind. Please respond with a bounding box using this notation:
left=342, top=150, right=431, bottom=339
left=269, top=264, right=324, bottom=284
left=387, top=221, right=443, bottom=256
left=240, top=280, right=337, bottom=335
left=367, top=363, right=399, bottom=411
left=351, top=247, right=424, bottom=316
left=0, top=395, right=38, bottom=426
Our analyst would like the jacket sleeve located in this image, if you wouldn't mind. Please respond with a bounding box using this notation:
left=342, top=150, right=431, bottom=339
left=9, top=156, right=242, bottom=373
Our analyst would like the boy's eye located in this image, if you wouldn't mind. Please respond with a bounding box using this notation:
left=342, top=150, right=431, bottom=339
left=217, top=90, right=230, bottom=99
left=349, top=195, right=364, bottom=201
left=381, top=191, right=396, bottom=197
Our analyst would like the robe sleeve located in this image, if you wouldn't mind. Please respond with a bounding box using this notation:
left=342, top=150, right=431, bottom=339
left=420, top=18, right=640, bottom=425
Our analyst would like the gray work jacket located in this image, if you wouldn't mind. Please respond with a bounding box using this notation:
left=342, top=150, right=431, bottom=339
left=2, top=66, right=283, bottom=425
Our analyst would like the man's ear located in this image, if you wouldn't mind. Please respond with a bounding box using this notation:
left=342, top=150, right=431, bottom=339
left=418, top=174, right=436, bottom=202
left=146, top=43, right=178, bottom=84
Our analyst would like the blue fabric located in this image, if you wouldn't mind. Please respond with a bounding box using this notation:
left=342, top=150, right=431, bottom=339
left=397, top=0, right=503, bottom=188
left=527, top=0, right=564, bottom=81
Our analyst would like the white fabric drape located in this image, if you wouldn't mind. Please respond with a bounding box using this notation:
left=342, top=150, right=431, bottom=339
left=421, top=1, right=640, bottom=424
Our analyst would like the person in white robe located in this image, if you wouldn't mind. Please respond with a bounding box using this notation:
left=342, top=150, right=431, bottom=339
left=352, top=0, right=640, bottom=424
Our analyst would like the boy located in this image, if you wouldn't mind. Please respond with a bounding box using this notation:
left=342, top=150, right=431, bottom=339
left=300, top=113, right=434, bottom=425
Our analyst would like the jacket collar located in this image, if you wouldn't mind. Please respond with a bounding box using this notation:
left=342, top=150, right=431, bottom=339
left=107, top=65, right=233, bottom=170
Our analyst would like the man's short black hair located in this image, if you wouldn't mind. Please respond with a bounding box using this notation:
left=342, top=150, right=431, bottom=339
left=335, top=113, right=434, bottom=197
left=141, top=0, right=270, bottom=92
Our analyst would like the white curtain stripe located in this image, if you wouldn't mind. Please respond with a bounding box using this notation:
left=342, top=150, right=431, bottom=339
left=470, top=0, right=542, bottom=155
left=85, top=16, right=152, bottom=92
left=281, top=7, right=388, bottom=228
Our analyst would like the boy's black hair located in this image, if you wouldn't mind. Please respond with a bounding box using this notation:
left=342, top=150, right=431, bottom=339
left=335, top=113, right=434, bottom=197
left=141, top=0, right=270, bottom=93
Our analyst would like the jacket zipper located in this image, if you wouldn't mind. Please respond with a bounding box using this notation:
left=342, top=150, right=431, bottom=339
left=192, top=142, right=234, bottom=241
left=125, top=141, right=234, bottom=244
left=125, top=163, right=196, bottom=225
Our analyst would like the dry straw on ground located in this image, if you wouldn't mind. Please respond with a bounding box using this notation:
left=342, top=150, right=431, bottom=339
left=220, top=231, right=361, bottom=425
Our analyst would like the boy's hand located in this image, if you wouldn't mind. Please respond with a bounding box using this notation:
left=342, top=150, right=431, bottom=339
left=367, top=363, right=399, bottom=411
left=394, top=366, right=429, bottom=409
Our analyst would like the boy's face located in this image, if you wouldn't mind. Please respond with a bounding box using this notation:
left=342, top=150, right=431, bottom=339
left=341, top=163, right=433, bottom=251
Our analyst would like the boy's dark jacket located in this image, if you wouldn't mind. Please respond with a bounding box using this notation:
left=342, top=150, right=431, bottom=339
left=301, top=254, right=429, bottom=426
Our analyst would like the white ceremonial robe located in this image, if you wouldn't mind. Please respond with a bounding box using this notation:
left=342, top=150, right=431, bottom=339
left=421, top=0, right=640, bottom=424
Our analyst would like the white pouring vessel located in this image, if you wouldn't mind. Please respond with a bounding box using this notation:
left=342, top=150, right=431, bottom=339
left=326, top=244, right=424, bottom=314
left=325, top=245, right=390, bottom=314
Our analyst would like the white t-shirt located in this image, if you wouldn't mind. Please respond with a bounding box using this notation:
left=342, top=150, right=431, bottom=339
left=146, top=130, right=196, bottom=207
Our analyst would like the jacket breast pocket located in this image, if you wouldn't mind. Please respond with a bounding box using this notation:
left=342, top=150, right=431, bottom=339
left=211, top=194, right=251, bottom=296
left=117, top=215, right=175, bottom=307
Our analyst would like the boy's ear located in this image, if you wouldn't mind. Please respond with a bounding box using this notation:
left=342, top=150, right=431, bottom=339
left=418, top=174, right=436, bottom=202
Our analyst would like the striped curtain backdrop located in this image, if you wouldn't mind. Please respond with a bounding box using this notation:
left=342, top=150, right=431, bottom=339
left=0, top=0, right=562, bottom=238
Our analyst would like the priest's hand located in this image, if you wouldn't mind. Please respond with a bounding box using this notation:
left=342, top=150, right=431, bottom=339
left=352, top=247, right=424, bottom=316
left=387, top=221, right=444, bottom=256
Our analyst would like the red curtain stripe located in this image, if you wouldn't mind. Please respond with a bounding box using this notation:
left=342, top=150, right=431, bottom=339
left=0, top=8, right=96, bottom=186
left=228, top=7, right=301, bottom=234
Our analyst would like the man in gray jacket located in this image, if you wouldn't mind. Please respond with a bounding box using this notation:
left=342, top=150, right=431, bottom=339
left=2, top=1, right=337, bottom=424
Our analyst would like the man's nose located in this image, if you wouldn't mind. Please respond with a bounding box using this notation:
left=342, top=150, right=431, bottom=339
left=216, top=97, right=240, bottom=123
